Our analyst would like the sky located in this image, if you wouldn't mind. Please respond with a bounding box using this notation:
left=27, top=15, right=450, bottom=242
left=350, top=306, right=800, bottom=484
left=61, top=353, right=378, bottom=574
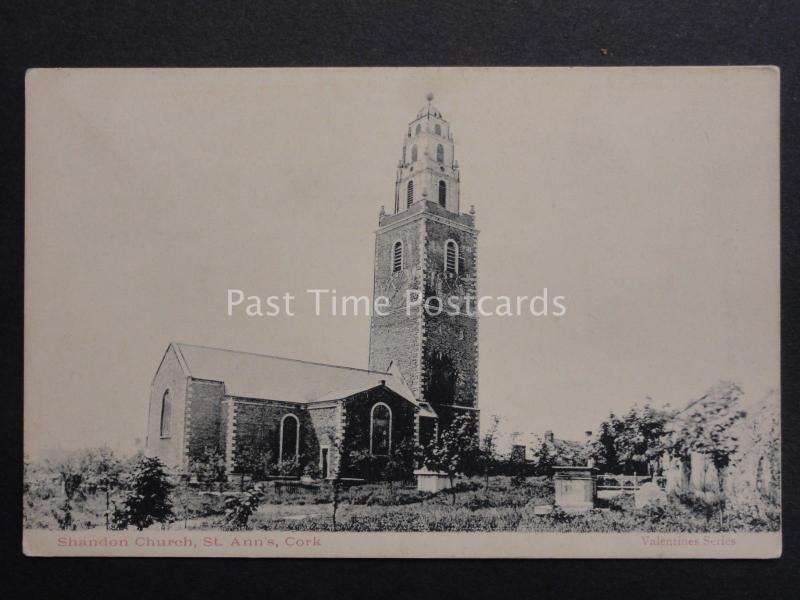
left=24, top=67, right=779, bottom=456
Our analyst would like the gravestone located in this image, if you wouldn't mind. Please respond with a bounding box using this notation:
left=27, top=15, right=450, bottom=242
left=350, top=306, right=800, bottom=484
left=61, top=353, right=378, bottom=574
left=414, top=468, right=451, bottom=493
left=553, top=466, right=598, bottom=511
left=634, top=481, right=667, bottom=508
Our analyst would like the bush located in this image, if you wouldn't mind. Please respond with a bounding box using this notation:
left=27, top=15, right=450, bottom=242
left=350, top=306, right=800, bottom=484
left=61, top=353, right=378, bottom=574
left=606, top=493, right=635, bottom=512
left=113, top=457, right=173, bottom=530
left=222, top=487, right=263, bottom=530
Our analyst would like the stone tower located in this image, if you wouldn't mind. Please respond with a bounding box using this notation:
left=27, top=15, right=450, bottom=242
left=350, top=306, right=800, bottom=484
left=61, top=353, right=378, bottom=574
left=369, top=94, right=479, bottom=436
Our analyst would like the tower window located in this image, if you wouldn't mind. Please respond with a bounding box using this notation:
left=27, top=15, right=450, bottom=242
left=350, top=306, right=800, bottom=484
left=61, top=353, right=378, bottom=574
left=279, top=414, right=300, bottom=464
left=415, top=124, right=421, bottom=135
left=435, top=124, right=441, bottom=136
left=445, top=239, right=459, bottom=274
left=411, top=145, right=417, bottom=162
left=392, top=241, right=403, bottom=272
left=436, top=144, right=444, bottom=163
left=407, top=180, right=414, bottom=207
left=370, top=402, right=392, bottom=456
left=438, top=180, right=446, bottom=207
left=159, top=390, right=172, bottom=438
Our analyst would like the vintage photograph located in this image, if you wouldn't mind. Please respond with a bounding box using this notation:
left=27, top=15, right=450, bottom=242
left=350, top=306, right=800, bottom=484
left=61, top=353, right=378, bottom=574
left=23, top=67, right=780, bottom=557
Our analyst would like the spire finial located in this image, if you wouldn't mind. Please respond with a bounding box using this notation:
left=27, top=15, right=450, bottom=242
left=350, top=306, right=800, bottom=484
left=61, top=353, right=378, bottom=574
left=426, top=92, right=434, bottom=102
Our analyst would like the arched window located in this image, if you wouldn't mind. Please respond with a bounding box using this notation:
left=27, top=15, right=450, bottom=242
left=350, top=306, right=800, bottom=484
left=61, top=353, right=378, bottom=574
left=436, top=144, right=444, bottom=163
left=438, top=180, right=446, bottom=207
left=411, top=145, right=417, bottom=162
left=392, top=241, right=403, bottom=272
left=407, top=180, right=414, bottom=207
left=435, top=124, right=442, bottom=136
left=279, top=414, right=299, bottom=464
left=445, top=239, right=458, bottom=274
left=415, top=123, right=421, bottom=135
left=370, top=402, right=392, bottom=456
left=159, top=390, right=172, bottom=437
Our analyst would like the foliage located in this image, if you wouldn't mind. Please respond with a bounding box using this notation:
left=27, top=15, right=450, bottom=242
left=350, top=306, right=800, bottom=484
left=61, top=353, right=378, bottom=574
left=51, top=447, right=123, bottom=501
left=53, top=498, right=75, bottom=530
left=591, top=413, right=624, bottom=472
left=478, top=415, right=501, bottom=487
left=223, top=487, right=263, bottom=530
left=276, top=457, right=301, bottom=477
left=188, top=446, right=227, bottom=484
left=590, top=404, right=673, bottom=475
left=665, top=382, right=746, bottom=471
left=423, top=413, right=480, bottom=503
left=532, top=441, right=556, bottom=476
left=112, top=456, right=174, bottom=530
left=234, top=447, right=276, bottom=480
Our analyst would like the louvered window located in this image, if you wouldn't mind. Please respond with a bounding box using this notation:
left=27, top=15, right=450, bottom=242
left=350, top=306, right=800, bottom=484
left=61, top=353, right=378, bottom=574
left=392, top=241, right=403, bottom=272
left=445, top=240, right=458, bottom=274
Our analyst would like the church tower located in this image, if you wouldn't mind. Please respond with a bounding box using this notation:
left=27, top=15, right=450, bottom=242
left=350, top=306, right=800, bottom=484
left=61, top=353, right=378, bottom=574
left=369, top=94, right=479, bottom=438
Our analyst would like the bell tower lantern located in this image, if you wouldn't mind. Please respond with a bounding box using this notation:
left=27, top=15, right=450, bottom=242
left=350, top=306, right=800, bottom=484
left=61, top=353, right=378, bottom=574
left=394, top=93, right=461, bottom=214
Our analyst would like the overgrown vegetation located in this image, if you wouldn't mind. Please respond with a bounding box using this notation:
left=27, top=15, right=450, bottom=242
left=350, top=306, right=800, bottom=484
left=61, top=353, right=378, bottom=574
left=22, top=380, right=779, bottom=534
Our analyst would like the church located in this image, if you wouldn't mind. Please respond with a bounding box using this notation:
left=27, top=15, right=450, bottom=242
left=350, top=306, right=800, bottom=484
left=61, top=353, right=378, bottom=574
left=146, top=95, right=479, bottom=479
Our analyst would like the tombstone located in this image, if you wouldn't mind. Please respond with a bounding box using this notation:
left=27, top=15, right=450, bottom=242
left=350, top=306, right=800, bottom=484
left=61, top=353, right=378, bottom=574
left=635, top=481, right=668, bottom=508
left=553, top=465, right=598, bottom=511
left=414, top=468, right=451, bottom=493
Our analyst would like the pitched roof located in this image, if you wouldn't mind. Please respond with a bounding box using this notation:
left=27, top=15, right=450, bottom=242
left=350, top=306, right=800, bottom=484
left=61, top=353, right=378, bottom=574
left=170, top=342, right=420, bottom=407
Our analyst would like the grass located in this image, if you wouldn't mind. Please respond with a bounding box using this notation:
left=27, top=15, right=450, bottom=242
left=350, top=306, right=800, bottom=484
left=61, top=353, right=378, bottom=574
left=24, top=475, right=779, bottom=533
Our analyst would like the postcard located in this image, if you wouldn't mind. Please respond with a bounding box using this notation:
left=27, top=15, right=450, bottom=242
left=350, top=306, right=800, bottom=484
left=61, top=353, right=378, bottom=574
left=23, top=67, right=780, bottom=557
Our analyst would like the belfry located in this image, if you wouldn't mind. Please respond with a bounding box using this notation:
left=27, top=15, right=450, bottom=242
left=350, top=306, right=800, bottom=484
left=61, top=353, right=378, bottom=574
left=369, top=94, right=479, bottom=442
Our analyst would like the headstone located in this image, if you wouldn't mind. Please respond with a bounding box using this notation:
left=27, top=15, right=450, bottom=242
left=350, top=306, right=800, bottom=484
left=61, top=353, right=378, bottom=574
left=635, top=481, right=668, bottom=508
left=553, top=465, right=598, bottom=511
left=414, top=468, right=450, bottom=493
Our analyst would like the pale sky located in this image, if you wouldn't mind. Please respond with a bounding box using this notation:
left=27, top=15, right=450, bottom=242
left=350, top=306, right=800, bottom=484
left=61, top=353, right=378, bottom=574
left=25, top=67, right=779, bottom=456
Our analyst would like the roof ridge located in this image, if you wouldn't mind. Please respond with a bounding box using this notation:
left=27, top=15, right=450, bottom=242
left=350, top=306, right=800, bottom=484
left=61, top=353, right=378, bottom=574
left=173, top=342, right=391, bottom=375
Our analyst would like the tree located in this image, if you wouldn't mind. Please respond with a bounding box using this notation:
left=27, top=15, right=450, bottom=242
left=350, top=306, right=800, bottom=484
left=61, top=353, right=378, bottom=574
left=316, top=424, right=350, bottom=531
left=423, top=413, right=480, bottom=504
left=78, top=447, right=124, bottom=530
left=532, top=441, right=555, bottom=476
left=382, top=438, right=418, bottom=491
left=615, top=403, right=672, bottom=475
left=590, top=414, right=623, bottom=473
left=666, top=382, right=747, bottom=525
left=113, top=456, right=174, bottom=530
left=478, top=415, right=501, bottom=491
left=590, top=405, right=672, bottom=475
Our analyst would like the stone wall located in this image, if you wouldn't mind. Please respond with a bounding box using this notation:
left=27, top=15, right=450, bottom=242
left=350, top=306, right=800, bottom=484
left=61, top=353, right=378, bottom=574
left=342, top=388, right=416, bottom=464
left=307, top=403, right=339, bottom=476
left=370, top=205, right=480, bottom=419
left=228, top=398, right=310, bottom=473
left=369, top=216, right=424, bottom=396
left=420, top=218, right=478, bottom=416
left=185, top=379, right=224, bottom=462
left=146, top=345, right=188, bottom=471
